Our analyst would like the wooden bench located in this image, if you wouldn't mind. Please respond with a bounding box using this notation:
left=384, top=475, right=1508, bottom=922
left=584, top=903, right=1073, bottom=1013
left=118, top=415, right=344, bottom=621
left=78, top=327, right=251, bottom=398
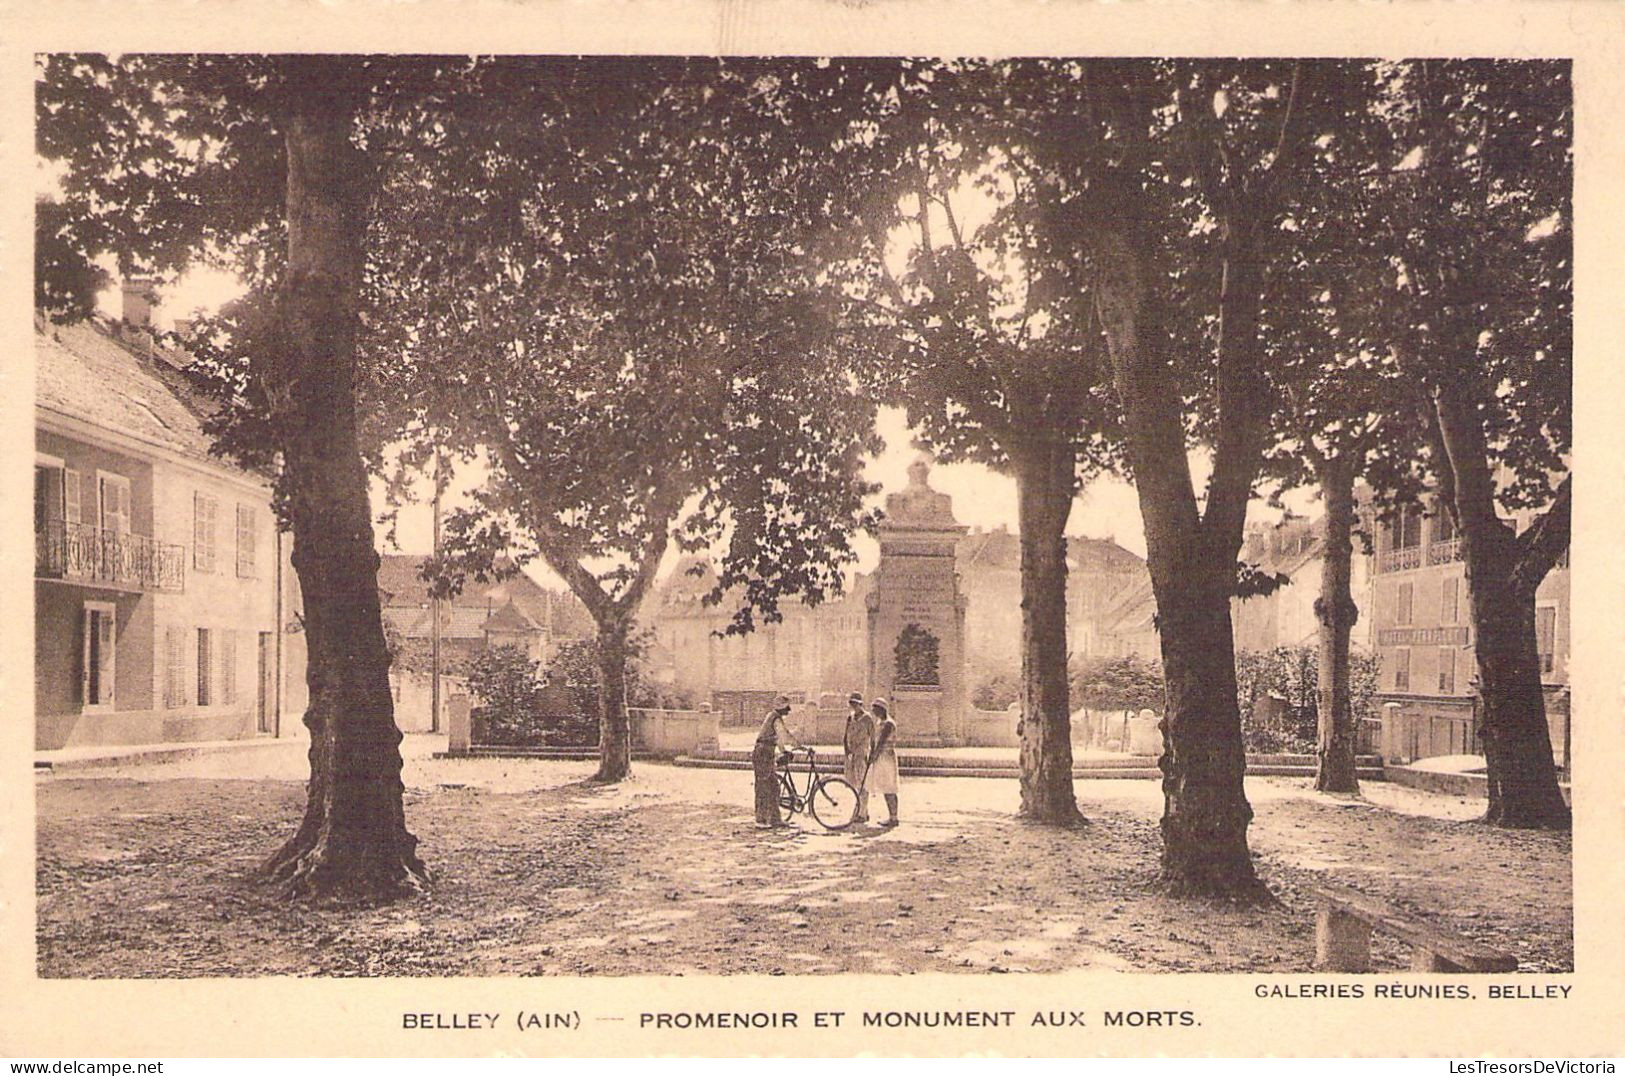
left=1312, top=883, right=1519, bottom=973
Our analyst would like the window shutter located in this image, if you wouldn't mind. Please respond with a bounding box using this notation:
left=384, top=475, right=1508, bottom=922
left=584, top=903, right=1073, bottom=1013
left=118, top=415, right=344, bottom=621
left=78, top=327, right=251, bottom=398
left=194, top=494, right=216, bottom=573
left=236, top=505, right=256, bottom=577
left=164, top=627, right=187, bottom=709
left=64, top=470, right=82, bottom=526
left=197, top=628, right=212, bottom=706
left=221, top=630, right=237, bottom=704
left=80, top=607, right=91, bottom=706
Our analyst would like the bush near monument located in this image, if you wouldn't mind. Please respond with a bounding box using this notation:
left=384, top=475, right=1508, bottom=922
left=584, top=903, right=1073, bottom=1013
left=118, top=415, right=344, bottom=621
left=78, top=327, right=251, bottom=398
left=469, top=640, right=696, bottom=748
left=1070, top=654, right=1167, bottom=716
left=971, top=670, right=1021, bottom=711
left=1236, top=645, right=1380, bottom=755
left=466, top=645, right=585, bottom=748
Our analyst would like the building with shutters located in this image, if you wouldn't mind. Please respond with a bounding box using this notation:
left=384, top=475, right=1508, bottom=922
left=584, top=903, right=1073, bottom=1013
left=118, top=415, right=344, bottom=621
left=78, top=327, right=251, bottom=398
left=1369, top=497, right=1571, bottom=765
left=33, top=284, right=306, bottom=752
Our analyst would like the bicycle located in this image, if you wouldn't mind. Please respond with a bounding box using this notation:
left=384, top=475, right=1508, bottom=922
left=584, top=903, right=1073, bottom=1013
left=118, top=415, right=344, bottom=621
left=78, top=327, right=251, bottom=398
left=774, top=746, right=860, bottom=831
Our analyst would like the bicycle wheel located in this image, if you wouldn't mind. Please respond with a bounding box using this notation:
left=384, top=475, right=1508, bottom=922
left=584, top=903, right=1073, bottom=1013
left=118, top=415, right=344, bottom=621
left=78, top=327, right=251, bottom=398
left=777, top=772, right=798, bottom=813
left=809, top=776, right=860, bottom=831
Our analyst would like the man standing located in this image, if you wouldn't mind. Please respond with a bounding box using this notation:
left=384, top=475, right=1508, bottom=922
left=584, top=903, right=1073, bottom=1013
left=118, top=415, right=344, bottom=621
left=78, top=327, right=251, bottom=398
left=842, top=691, right=875, bottom=824
left=753, top=694, right=802, bottom=828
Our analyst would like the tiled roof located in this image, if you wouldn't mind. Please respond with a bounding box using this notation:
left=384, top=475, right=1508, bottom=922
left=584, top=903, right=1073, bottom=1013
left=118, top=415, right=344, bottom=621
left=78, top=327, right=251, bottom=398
left=956, top=529, right=1146, bottom=574
left=1097, top=576, right=1158, bottom=633
left=652, top=555, right=872, bottom=620
left=958, top=529, right=1020, bottom=571
left=1066, top=535, right=1146, bottom=573
left=35, top=314, right=231, bottom=468
left=385, top=602, right=499, bottom=641
left=377, top=553, right=591, bottom=637
left=483, top=599, right=540, bottom=633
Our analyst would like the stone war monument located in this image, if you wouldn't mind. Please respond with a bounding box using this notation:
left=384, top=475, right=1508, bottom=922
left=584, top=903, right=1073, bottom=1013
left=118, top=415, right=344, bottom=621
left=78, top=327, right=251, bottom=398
left=866, top=457, right=969, bottom=746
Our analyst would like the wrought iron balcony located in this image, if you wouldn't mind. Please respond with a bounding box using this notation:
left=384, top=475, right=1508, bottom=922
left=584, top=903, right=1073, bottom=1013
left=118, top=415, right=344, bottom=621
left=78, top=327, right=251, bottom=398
left=1427, top=538, right=1464, bottom=565
left=1378, top=546, right=1422, bottom=573
left=35, top=521, right=185, bottom=592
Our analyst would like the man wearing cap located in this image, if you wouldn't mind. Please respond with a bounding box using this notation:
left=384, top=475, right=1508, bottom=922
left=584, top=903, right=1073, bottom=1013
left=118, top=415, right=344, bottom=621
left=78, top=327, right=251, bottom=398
left=753, top=694, right=803, bottom=827
left=842, top=691, right=876, bottom=824
left=867, top=698, right=901, bottom=827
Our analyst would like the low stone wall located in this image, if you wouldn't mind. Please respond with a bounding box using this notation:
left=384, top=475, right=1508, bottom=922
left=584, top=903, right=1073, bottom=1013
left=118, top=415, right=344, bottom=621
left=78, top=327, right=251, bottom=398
left=962, top=707, right=1166, bottom=753
left=964, top=708, right=1019, bottom=748
left=389, top=670, right=468, bottom=734
left=1384, top=763, right=1573, bottom=807
left=630, top=707, right=720, bottom=758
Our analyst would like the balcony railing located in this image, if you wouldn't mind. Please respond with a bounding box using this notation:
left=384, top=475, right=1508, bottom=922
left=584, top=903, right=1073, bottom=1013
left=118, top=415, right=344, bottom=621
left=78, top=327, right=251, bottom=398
left=35, top=521, right=185, bottom=592
left=1427, top=538, right=1464, bottom=565
left=1378, top=546, right=1422, bottom=573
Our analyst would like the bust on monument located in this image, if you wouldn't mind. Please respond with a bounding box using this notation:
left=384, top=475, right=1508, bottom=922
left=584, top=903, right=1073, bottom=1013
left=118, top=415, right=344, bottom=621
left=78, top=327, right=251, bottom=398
left=885, top=457, right=960, bottom=529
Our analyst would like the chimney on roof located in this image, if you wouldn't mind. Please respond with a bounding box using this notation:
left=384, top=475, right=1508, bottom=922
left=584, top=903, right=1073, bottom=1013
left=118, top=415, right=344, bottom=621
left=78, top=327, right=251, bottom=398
left=121, top=276, right=158, bottom=329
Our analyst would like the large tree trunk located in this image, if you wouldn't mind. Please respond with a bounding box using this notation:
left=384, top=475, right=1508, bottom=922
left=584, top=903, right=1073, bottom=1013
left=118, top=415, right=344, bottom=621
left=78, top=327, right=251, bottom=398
left=259, top=59, right=426, bottom=901
left=1467, top=539, right=1568, bottom=826
left=1089, top=195, right=1267, bottom=900
left=1430, top=383, right=1570, bottom=829
left=1469, top=556, right=1568, bottom=827
left=1014, top=440, right=1083, bottom=825
left=1154, top=574, right=1259, bottom=895
left=1313, top=455, right=1361, bottom=794
left=593, top=625, right=634, bottom=783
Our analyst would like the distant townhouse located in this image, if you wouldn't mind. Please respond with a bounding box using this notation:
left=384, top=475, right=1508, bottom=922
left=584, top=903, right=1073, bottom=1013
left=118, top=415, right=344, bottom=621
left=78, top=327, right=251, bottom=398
left=34, top=284, right=305, bottom=751
left=1369, top=499, right=1571, bottom=765
left=955, top=526, right=1149, bottom=680
left=1230, top=515, right=1376, bottom=655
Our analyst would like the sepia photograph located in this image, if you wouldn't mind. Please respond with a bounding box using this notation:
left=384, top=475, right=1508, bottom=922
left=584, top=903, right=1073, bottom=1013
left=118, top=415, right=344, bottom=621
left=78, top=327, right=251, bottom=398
left=5, top=1, right=1624, bottom=1059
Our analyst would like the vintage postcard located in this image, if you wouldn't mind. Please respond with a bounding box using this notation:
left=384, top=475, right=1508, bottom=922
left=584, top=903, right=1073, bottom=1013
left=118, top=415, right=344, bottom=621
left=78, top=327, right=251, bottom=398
left=2, top=0, right=1623, bottom=1060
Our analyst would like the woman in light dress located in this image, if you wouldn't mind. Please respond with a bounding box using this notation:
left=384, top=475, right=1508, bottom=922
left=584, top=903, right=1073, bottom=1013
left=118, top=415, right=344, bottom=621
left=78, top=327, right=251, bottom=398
left=866, top=698, right=900, bottom=827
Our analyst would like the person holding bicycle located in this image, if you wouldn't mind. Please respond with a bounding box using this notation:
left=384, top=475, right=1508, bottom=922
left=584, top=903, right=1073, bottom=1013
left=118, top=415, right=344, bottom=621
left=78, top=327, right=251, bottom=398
left=867, top=697, right=900, bottom=827
left=754, top=694, right=803, bottom=828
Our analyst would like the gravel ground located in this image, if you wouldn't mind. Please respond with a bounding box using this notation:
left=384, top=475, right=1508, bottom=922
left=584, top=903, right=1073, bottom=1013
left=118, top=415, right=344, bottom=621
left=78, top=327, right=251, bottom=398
left=34, top=739, right=1571, bottom=978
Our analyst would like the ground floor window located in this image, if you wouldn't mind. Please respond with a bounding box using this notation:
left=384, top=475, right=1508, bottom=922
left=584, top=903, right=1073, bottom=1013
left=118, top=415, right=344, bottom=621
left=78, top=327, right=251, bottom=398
left=82, top=602, right=116, bottom=710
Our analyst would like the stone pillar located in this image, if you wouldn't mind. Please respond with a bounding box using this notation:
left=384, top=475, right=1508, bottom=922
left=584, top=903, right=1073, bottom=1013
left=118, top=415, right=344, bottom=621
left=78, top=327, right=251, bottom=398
left=694, top=703, right=720, bottom=757
left=447, top=693, right=472, bottom=755
left=1314, top=905, right=1372, bottom=972
left=1128, top=708, right=1164, bottom=756
left=1380, top=701, right=1403, bottom=764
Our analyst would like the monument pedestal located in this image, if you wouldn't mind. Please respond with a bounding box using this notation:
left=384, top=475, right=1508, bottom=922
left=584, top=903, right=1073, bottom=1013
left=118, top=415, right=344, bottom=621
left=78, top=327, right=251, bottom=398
left=891, top=687, right=951, bottom=747
left=866, top=458, right=969, bottom=748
